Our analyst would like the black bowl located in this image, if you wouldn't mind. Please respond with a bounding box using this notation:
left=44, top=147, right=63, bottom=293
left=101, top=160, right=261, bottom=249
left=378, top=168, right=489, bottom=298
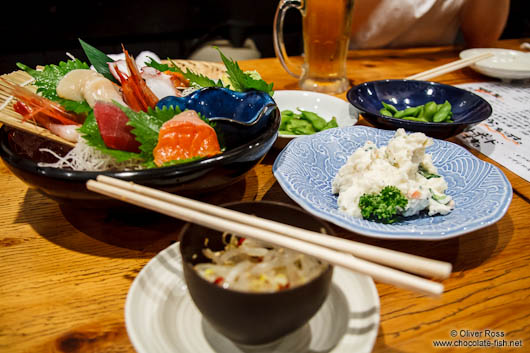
left=0, top=107, right=280, bottom=207
left=347, top=79, right=492, bottom=139
left=179, top=201, right=334, bottom=345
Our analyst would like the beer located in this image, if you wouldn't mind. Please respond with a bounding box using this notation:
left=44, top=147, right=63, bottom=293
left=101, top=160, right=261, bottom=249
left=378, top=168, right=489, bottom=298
left=274, top=0, right=354, bottom=94
left=301, top=0, right=354, bottom=91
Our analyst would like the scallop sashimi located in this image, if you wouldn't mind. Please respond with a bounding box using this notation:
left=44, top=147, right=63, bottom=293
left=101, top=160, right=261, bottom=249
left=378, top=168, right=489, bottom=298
left=153, top=110, right=221, bottom=166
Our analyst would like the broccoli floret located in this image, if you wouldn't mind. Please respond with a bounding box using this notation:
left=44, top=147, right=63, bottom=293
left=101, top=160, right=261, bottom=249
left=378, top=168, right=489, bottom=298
left=359, top=186, right=408, bottom=223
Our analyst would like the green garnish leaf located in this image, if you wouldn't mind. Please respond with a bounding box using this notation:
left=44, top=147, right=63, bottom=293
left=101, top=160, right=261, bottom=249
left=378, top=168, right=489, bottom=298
left=146, top=58, right=223, bottom=88
left=16, top=59, right=92, bottom=114
left=78, top=111, right=141, bottom=162
left=117, top=104, right=220, bottom=165
left=418, top=164, right=440, bottom=179
left=359, top=186, right=408, bottom=224
left=215, top=47, right=274, bottom=96
left=79, top=38, right=118, bottom=83
left=115, top=103, right=181, bottom=162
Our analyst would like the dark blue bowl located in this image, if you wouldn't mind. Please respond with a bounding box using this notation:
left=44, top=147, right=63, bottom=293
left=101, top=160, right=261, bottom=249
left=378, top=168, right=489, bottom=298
left=347, top=80, right=492, bottom=139
left=180, top=201, right=333, bottom=345
left=0, top=88, right=280, bottom=208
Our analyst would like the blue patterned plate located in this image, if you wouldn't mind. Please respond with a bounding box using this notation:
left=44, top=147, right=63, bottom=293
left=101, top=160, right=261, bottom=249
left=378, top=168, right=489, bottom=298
left=273, top=126, right=512, bottom=240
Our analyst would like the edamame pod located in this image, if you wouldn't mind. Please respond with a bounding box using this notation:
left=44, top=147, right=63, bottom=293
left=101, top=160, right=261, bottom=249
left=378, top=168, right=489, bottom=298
left=381, top=102, right=398, bottom=114
left=423, top=101, right=437, bottom=121
left=433, top=101, right=452, bottom=122
left=395, top=106, right=420, bottom=118
left=299, top=109, right=327, bottom=130
left=380, top=108, right=393, bottom=117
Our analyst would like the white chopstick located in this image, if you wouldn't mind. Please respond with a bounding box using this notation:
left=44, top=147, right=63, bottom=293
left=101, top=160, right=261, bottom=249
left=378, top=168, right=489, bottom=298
left=406, top=52, right=493, bottom=80
left=96, top=175, right=451, bottom=279
left=87, top=176, right=448, bottom=297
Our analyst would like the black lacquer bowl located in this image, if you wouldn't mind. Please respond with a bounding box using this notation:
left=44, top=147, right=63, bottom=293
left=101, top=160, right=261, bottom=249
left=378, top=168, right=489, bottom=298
left=347, top=79, right=492, bottom=139
left=0, top=91, right=280, bottom=207
left=180, top=201, right=334, bottom=345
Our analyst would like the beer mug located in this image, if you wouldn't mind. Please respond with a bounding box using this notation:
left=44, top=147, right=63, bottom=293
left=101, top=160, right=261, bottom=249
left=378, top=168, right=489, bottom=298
left=273, top=0, right=354, bottom=94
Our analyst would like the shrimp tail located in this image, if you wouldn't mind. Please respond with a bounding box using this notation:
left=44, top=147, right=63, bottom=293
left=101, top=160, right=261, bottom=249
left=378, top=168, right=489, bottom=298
left=115, top=45, right=159, bottom=112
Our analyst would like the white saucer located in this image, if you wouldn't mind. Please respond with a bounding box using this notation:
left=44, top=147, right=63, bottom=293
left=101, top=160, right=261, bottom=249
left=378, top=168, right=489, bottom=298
left=125, top=242, right=380, bottom=353
left=273, top=90, right=358, bottom=148
left=459, top=48, right=530, bottom=80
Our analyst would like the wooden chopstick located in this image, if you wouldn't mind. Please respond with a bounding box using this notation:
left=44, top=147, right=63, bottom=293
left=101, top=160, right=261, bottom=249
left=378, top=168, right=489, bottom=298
left=87, top=176, right=448, bottom=297
left=406, top=52, right=493, bottom=80
left=96, top=175, right=451, bottom=279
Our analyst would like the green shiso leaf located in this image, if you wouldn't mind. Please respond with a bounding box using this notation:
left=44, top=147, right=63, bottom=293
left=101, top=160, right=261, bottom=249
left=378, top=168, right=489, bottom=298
left=146, top=58, right=223, bottom=88
left=78, top=111, right=141, bottom=162
left=116, top=103, right=182, bottom=163
left=216, top=47, right=274, bottom=96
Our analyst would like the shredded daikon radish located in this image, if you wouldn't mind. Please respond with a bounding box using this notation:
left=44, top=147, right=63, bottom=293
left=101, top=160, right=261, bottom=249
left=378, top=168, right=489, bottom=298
left=38, top=139, right=144, bottom=171
left=194, top=234, right=328, bottom=293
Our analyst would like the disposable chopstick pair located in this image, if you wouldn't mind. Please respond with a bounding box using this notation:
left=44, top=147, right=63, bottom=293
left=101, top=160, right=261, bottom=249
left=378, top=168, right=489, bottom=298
left=87, top=175, right=451, bottom=297
left=406, top=52, right=493, bottom=80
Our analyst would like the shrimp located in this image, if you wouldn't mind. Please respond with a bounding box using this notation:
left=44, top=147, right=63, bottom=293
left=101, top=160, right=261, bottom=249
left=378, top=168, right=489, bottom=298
left=112, top=47, right=159, bottom=112
left=1, top=80, right=82, bottom=142
left=57, top=69, right=126, bottom=108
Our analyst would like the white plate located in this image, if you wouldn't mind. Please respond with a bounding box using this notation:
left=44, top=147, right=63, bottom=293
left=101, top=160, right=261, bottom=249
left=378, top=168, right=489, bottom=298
left=459, top=48, right=530, bottom=80
left=273, top=90, right=358, bottom=148
left=125, top=242, right=380, bottom=353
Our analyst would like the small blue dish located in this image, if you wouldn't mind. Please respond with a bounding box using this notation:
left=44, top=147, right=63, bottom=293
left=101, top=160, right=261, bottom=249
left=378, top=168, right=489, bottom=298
left=273, top=126, right=512, bottom=240
left=347, top=80, right=492, bottom=139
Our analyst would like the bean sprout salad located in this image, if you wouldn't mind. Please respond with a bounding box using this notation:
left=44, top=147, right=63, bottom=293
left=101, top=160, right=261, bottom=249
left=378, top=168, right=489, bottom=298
left=194, top=233, right=328, bottom=293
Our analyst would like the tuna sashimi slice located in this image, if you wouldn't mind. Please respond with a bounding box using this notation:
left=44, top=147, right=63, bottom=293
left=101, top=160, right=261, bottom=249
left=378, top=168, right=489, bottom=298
left=93, top=101, right=140, bottom=153
left=153, top=110, right=221, bottom=166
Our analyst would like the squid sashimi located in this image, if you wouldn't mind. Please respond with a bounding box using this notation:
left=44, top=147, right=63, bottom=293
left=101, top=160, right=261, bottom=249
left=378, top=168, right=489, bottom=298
left=153, top=110, right=221, bottom=166
left=93, top=101, right=140, bottom=152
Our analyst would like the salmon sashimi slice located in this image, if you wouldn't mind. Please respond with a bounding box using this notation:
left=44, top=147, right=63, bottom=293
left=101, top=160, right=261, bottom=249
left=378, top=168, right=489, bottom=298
left=153, top=110, right=221, bottom=166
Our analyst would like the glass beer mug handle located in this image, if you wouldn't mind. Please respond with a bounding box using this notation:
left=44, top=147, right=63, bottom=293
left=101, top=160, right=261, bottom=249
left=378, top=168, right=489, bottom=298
left=273, top=0, right=302, bottom=79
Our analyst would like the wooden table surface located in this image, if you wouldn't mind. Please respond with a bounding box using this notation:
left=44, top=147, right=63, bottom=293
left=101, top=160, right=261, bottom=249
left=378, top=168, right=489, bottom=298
left=1, top=38, right=529, bottom=353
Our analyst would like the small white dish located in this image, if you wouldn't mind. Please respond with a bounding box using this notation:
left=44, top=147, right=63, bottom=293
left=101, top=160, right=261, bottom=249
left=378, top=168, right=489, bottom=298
left=125, top=242, right=380, bottom=353
left=273, top=90, right=358, bottom=148
left=459, top=48, right=530, bottom=80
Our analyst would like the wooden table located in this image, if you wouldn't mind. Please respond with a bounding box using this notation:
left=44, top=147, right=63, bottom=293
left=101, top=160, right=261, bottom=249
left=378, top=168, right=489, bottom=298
left=1, top=38, right=529, bottom=353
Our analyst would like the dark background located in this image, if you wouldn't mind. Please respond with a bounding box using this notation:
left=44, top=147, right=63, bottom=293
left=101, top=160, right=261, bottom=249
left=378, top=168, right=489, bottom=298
left=1, top=0, right=528, bottom=74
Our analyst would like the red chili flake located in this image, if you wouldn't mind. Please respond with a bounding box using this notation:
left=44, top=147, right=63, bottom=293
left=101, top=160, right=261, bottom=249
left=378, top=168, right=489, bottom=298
left=237, top=237, right=246, bottom=246
left=214, top=277, right=224, bottom=285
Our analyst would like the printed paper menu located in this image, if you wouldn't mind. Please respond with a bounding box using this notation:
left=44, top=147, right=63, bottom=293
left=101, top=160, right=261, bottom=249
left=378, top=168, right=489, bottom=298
left=456, top=81, right=530, bottom=182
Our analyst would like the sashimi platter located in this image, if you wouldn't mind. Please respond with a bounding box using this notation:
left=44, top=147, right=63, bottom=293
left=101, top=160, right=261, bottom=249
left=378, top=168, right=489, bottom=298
left=0, top=39, right=279, bottom=202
